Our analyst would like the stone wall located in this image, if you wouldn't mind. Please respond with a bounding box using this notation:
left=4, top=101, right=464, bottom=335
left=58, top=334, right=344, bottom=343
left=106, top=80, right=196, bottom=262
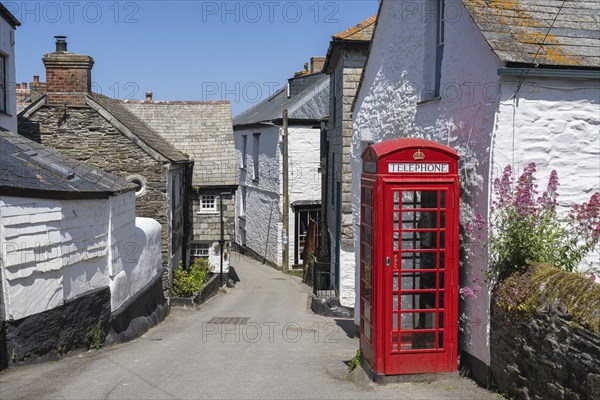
left=490, top=266, right=600, bottom=400
left=192, top=189, right=236, bottom=243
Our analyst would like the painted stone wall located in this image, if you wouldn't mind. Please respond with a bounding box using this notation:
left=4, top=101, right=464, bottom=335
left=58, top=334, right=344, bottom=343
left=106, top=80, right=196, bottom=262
left=0, top=196, right=111, bottom=320
left=234, top=125, right=282, bottom=266
left=288, top=126, right=322, bottom=266
left=0, top=15, right=17, bottom=132
left=352, top=0, right=502, bottom=357
left=492, top=77, right=600, bottom=273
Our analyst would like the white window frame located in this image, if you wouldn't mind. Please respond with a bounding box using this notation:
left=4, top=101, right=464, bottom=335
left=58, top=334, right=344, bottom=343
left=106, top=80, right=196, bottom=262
left=199, top=194, right=218, bottom=214
left=190, top=242, right=210, bottom=260
left=240, top=186, right=247, bottom=217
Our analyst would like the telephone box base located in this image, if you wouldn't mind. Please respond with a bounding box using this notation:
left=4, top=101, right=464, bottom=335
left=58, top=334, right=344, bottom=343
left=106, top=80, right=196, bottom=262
left=360, top=359, right=459, bottom=384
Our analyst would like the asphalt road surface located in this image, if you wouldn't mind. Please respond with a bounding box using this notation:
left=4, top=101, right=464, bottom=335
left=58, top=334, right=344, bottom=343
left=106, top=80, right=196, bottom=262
left=0, top=253, right=499, bottom=399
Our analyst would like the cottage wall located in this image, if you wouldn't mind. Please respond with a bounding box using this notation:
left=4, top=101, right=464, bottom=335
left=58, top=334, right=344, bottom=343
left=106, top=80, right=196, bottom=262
left=352, top=0, right=503, bottom=369
left=234, top=125, right=282, bottom=266
left=492, top=76, right=600, bottom=272
left=18, top=106, right=172, bottom=276
left=289, top=125, right=322, bottom=265
left=0, top=196, right=111, bottom=320
left=0, top=15, right=17, bottom=132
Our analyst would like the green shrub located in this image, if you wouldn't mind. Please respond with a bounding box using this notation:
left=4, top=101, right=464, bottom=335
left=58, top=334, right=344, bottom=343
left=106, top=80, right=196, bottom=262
left=172, top=258, right=211, bottom=297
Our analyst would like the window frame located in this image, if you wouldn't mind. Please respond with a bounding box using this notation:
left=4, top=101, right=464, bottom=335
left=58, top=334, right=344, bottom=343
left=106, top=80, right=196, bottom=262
left=190, top=242, right=210, bottom=260
left=199, top=194, right=218, bottom=214
left=241, top=134, right=248, bottom=169
left=252, top=132, right=260, bottom=181
left=0, top=54, right=6, bottom=114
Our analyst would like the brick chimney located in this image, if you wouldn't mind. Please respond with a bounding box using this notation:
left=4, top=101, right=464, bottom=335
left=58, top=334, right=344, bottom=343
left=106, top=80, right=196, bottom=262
left=145, top=91, right=153, bottom=102
left=310, top=56, right=326, bottom=74
left=43, top=36, right=94, bottom=105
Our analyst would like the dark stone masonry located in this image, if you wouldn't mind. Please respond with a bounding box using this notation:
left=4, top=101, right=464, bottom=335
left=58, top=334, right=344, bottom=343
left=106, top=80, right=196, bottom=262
left=491, top=300, right=600, bottom=400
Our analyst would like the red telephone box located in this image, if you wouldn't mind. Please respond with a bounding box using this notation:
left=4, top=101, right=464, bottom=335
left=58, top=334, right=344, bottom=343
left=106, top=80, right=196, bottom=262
left=360, top=138, right=460, bottom=377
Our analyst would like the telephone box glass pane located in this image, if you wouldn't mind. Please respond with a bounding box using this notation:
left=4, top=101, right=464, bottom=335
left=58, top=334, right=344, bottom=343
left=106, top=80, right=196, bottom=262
left=438, top=312, right=444, bottom=328
left=393, top=313, right=398, bottom=330
left=401, top=272, right=437, bottom=290
left=400, top=332, right=435, bottom=350
left=402, top=293, right=437, bottom=310
left=439, top=252, right=445, bottom=269
left=401, top=312, right=436, bottom=329
left=393, top=273, right=399, bottom=290
left=364, top=321, right=371, bottom=342
left=363, top=302, right=371, bottom=321
left=394, top=191, right=400, bottom=208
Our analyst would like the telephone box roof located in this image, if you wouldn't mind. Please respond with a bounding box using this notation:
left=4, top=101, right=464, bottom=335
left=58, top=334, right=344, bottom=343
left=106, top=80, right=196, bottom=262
left=365, top=138, right=460, bottom=160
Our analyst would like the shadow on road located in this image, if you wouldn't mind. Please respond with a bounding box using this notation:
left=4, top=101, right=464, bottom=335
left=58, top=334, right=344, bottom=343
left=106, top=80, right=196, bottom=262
left=228, top=266, right=241, bottom=283
left=335, top=318, right=358, bottom=339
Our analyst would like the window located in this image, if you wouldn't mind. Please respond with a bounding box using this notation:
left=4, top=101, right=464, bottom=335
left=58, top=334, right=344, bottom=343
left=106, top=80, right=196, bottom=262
left=253, top=132, right=260, bottom=180
left=0, top=55, right=6, bottom=113
left=421, top=0, right=445, bottom=101
left=330, top=153, right=335, bottom=205
left=190, top=242, right=209, bottom=260
left=241, top=135, right=248, bottom=169
left=200, top=195, right=217, bottom=213
left=435, top=0, right=445, bottom=98
left=127, top=175, right=146, bottom=197
left=240, top=186, right=247, bottom=217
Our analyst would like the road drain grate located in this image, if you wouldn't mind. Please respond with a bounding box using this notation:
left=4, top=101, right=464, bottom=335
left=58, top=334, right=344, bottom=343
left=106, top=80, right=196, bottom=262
left=207, top=317, right=250, bottom=325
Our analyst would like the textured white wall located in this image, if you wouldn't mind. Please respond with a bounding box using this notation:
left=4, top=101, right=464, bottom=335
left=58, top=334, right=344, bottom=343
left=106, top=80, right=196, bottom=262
left=0, top=15, right=17, bottom=132
left=110, top=217, right=163, bottom=312
left=0, top=196, right=111, bottom=320
left=492, top=77, right=600, bottom=272
left=1, top=192, right=165, bottom=318
left=288, top=126, right=322, bottom=265
left=234, top=125, right=283, bottom=265
left=352, top=0, right=503, bottom=362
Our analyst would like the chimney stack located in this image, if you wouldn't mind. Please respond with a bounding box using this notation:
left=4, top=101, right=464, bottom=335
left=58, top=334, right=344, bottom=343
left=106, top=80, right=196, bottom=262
left=22, top=82, right=27, bottom=90
left=310, top=56, right=326, bottom=74
left=43, top=36, right=95, bottom=105
left=33, top=75, right=40, bottom=83
left=16, top=83, right=21, bottom=90
left=145, top=92, right=153, bottom=102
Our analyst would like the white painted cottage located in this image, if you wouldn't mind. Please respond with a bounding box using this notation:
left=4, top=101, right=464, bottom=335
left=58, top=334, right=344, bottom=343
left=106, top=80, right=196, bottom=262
left=352, top=0, right=599, bottom=385
left=0, top=130, right=165, bottom=367
left=233, top=65, right=328, bottom=268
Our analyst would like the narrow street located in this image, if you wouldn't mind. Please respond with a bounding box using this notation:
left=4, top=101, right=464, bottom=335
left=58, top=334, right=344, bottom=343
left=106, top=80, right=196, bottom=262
left=0, top=253, right=497, bottom=400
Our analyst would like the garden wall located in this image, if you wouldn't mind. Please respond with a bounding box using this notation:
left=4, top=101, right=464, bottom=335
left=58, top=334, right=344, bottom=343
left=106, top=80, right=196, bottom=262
left=490, top=267, right=600, bottom=400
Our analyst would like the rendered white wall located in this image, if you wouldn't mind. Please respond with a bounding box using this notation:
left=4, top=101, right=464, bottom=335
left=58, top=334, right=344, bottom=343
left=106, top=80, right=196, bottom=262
left=492, top=77, right=600, bottom=273
left=0, top=15, right=17, bottom=132
left=234, top=125, right=283, bottom=266
left=0, top=196, right=111, bottom=320
left=352, top=0, right=502, bottom=361
left=110, top=217, right=163, bottom=312
left=288, top=126, right=322, bottom=265
left=0, top=191, right=165, bottom=319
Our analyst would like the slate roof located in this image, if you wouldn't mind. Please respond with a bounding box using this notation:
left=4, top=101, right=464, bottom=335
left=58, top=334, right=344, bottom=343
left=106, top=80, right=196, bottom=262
left=233, top=73, right=329, bottom=127
left=463, top=0, right=600, bottom=68
left=123, top=100, right=238, bottom=187
left=0, top=129, right=134, bottom=197
left=0, top=2, right=21, bottom=28
left=87, top=93, right=190, bottom=163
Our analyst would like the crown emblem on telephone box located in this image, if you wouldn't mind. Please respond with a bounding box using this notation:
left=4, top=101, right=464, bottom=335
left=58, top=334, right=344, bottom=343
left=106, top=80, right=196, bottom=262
left=413, top=150, right=425, bottom=160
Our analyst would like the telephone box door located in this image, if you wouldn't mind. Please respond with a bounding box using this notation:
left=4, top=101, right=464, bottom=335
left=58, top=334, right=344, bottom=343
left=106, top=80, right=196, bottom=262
left=383, top=183, right=457, bottom=375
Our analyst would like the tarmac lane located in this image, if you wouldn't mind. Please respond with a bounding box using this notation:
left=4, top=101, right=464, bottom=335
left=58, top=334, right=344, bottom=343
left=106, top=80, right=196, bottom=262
left=0, top=252, right=500, bottom=399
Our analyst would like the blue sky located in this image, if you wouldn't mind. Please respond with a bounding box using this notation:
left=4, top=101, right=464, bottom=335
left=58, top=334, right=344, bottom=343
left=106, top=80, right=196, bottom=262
left=10, top=0, right=378, bottom=115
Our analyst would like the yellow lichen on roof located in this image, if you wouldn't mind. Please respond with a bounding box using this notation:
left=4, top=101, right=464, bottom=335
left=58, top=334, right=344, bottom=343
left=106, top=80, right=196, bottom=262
left=333, top=15, right=376, bottom=41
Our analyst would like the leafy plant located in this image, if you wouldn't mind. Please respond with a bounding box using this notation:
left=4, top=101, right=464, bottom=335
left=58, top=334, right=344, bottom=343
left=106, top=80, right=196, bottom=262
left=89, top=323, right=104, bottom=350
left=348, top=349, right=361, bottom=372
left=172, top=258, right=211, bottom=297
left=481, top=163, right=600, bottom=281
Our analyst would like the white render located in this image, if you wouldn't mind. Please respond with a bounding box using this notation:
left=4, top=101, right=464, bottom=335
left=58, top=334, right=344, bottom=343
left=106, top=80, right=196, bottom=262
left=352, top=0, right=600, bottom=370
left=234, top=124, right=321, bottom=267
left=0, top=12, right=17, bottom=132
left=0, top=191, right=164, bottom=320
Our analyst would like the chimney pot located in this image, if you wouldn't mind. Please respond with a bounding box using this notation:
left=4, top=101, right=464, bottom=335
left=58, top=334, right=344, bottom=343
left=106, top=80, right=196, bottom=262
left=33, top=75, right=40, bottom=83
left=54, top=35, right=68, bottom=52
left=16, top=83, right=21, bottom=90
left=22, top=82, right=28, bottom=90
left=145, top=92, right=153, bottom=102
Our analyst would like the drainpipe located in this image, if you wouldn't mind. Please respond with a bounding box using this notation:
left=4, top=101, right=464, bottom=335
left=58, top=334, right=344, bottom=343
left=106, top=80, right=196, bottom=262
left=282, top=109, right=290, bottom=273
